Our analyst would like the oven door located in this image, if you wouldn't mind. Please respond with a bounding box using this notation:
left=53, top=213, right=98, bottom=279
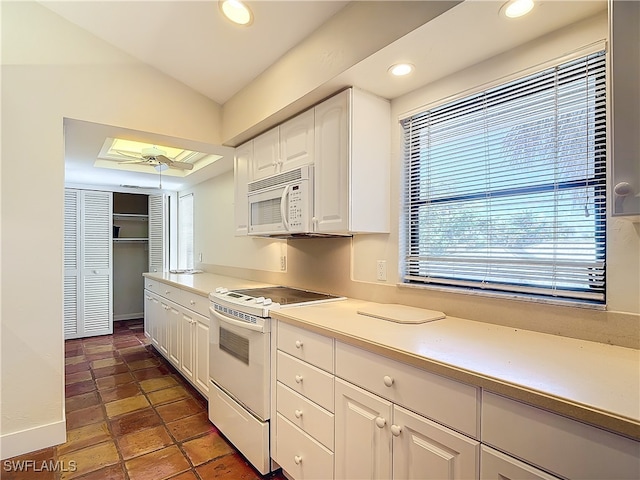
left=209, top=306, right=270, bottom=420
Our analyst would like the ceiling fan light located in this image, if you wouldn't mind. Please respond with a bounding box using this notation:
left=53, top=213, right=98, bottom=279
left=220, top=0, right=253, bottom=26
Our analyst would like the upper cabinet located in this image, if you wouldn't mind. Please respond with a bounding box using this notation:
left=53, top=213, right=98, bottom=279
left=314, top=88, right=390, bottom=234
left=234, top=87, right=390, bottom=236
left=251, top=109, right=315, bottom=181
left=610, top=0, right=640, bottom=218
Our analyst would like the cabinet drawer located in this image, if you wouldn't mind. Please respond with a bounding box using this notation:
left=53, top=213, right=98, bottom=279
left=277, top=382, right=334, bottom=450
left=482, top=392, right=640, bottom=480
left=144, top=279, right=181, bottom=300
left=278, top=322, right=334, bottom=372
left=335, top=341, right=479, bottom=438
left=481, top=445, right=561, bottom=480
left=276, top=414, right=334, bottom=480
left=277, top=351, right=334, bottom=412
left=174, top=289, right=209, bottom=318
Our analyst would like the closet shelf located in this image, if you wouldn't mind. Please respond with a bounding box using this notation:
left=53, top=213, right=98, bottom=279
left=113, top=213, right=148, bottom=221
left=113, top=238, right=148, bottom=243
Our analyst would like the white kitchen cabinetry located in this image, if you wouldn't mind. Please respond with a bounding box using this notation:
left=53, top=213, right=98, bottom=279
left=482, top=391, right=640, bottom=480
left=234, top=141, right=252, bottom=235
left=334, top=342, right=480, bottom=480
left=250, top=109, right=315, bottom=181
left=610, top=0, right=640, bottom=218
left=314, top=88, right=390, bottom=234
left=143, top=278, right=209, bottom=397
left=274, top=322, right=335, bottom=480
left=64, top=189, right=113, bottom=339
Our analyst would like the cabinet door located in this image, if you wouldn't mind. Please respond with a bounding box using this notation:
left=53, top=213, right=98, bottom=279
left=280, top=109, right=315, bottom=173
left=314, top=90, right=350, bottom=233
left=335, top=378, right=392, bottom=480
left=193, top=315, right=209, bottom=395
left=481, top=446, right=560, bottom=480
left=234, top=141, right=252, bottom=236
left=251, top=127, right=280, bottom=180
left=167, top=304, right=181, bottom=367
left=180, top=312, right=195, bottom=383
left=158, top=301, right=169, bottom=356
left=392, top=405, right=479, bottom=480
left=144, top=290, right=160, bottom=343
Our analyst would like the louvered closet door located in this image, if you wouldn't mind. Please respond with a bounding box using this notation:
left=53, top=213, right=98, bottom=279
left=81, top=190, right=113, bottom=337
left=64, top=190, right=81, bottom=338
left=148, top=194, right=166, bottom=273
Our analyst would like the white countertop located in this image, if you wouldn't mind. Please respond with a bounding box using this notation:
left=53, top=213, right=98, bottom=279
left=143, top=271, right=272, bottom=296
left=142, top=272, right=640, bottom=440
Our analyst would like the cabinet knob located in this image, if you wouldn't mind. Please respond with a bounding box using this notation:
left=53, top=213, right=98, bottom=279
left=294, top=455, right=302, bottom=465
left=295, top=374, right=303, bottom=384
left=375, top=417, right=386, bottom=429
left=165, top=290, right=170, bottom=295
left=390, top=425, right=402, bottom=437
left=190, top=300, right=196, bottom=305
left=294, top=409, right=303, bottom=419
left=383, top=375, right=394, bottom=387
left=295, top=340, right=303, bottom=349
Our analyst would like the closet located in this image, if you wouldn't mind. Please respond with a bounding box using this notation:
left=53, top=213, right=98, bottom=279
left=64, top=189, right=166, bottom=339
left=112, top=193, right=149, bottom=322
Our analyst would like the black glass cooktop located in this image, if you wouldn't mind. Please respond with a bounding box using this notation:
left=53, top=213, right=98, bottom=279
left=232, top=286, right=342, bottom=306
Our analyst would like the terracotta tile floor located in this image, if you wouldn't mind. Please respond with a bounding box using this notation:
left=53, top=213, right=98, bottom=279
left=3, top=319, right=286, bottom=480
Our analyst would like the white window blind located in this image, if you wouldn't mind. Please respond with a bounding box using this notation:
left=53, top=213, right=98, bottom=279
left=178, top=193, right=194, bottom=270
left=401, top=51, right=606, bottom=304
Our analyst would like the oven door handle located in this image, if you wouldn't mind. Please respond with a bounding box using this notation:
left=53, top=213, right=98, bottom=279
left=209, top=307, right=266, bottom=333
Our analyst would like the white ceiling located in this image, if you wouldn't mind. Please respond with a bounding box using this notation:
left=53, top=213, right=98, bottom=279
left=43, top=0, right=607, bottom=192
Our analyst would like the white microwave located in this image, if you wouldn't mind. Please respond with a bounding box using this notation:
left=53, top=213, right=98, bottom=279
left=247, top=165, right=313, bottom=236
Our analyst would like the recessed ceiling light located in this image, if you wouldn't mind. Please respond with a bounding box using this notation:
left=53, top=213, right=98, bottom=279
left=388, top=63, right=414, bottom=77
left=220, top=0, right=253, bottom=26
left=501, top=0, right=534, bottom=18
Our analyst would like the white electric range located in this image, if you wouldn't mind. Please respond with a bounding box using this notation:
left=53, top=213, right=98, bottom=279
left=208, top=285, right=344, bottom=474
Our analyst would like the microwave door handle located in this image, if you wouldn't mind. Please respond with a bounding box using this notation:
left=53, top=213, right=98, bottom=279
left=280, top=185, right=291, bottom=231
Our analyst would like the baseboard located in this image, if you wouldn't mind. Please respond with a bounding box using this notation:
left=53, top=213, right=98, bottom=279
left=0, top=420, right=66, bottom=460
left=114, top=313, right=143, bottom=321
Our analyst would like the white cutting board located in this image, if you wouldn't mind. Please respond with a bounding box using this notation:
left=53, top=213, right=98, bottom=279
left=357, top=303, right=445, bottom=324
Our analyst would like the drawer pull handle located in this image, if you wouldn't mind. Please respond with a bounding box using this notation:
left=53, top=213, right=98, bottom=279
left=294, top=455, right=302, bottom=465
left=295, top=340, right=303, bottom=349
left=390, top=424, right=402, bottom=437
left=294, top=409, right=303, bottom=419
left=375, top=417, right=386, bottom=428
left=383, top=375, right=394, bottom=387
left=295, top=375, right=303, bottom=384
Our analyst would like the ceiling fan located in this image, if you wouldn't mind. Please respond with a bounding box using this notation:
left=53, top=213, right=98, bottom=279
left=115, top=146, right=194, bottom=170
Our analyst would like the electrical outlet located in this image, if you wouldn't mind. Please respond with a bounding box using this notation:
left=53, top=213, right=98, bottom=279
left=280, top=255, right=287, bottom=271
left=376, top=260, right=387, bottom=281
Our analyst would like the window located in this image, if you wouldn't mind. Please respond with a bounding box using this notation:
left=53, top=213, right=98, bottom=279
left=401, top=51, right=606, bottom=304
left=178, top=193, right=194, bottom=270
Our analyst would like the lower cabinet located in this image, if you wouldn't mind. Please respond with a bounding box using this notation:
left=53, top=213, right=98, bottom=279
left=334, top=378, right=480, bottom=480
left=143, top=282, right=209, bottom=398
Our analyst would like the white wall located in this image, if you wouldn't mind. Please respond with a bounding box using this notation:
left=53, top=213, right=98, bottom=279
left=0, top=1, right=223, bottom=459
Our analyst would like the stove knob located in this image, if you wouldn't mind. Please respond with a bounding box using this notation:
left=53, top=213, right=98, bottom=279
left=215, top=287, right=224, bottom=293
left=263, top=298, right=273, bottom=306
left=219, top=288, right=229, bottom=294
left=255, top=297, right=265, bottom=304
